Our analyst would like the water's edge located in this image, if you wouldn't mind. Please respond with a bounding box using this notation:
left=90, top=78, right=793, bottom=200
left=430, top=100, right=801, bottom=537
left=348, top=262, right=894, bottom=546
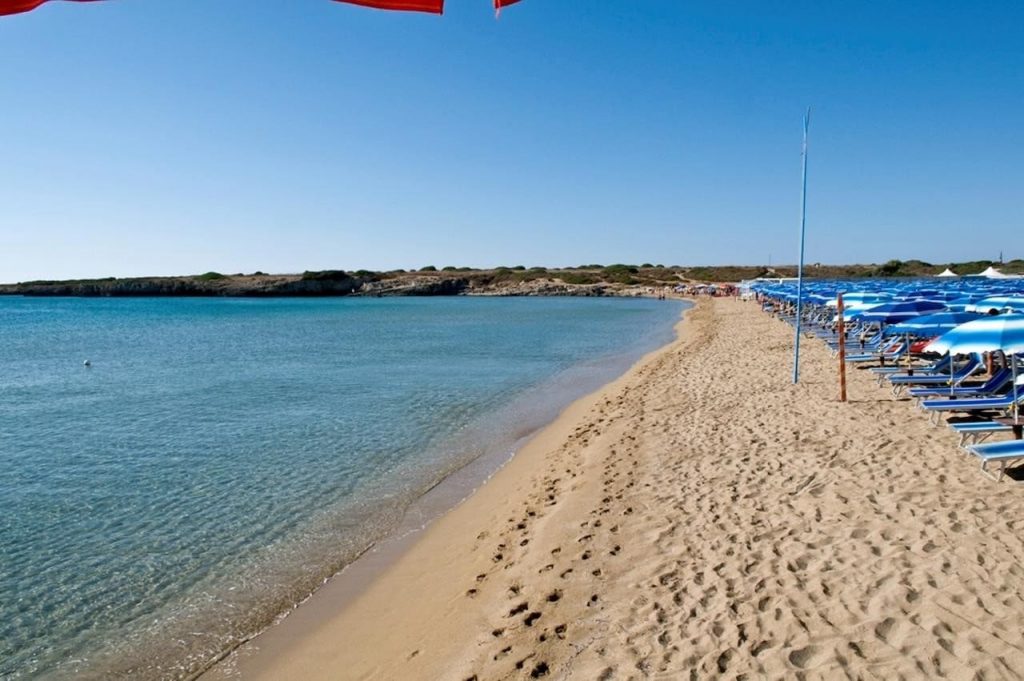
left=199, top=300, right=691, bottom=680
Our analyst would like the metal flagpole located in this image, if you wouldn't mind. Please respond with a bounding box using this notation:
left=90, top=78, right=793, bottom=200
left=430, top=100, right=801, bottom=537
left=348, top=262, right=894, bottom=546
left=792, top=107, right=811, bottom=384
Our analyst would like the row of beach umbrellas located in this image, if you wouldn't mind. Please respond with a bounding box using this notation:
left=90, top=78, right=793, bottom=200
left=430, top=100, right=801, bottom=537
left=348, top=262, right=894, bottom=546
left=750, top=278, right=1024, bottom=424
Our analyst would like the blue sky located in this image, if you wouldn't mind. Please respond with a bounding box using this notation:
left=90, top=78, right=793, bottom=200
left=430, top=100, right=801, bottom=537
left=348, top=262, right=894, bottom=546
left=1, top=1, right=1021, bottom=281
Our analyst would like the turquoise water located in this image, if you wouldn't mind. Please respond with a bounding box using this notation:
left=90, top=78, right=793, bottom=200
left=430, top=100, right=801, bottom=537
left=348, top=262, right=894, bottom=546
left=0, top=296, right=684, bottom=679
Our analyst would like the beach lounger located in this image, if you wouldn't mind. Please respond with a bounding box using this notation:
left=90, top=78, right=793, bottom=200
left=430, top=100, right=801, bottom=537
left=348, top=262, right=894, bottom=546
left=908, top=368, right=1013, bottom=402
left=845, top=341, right=907, bottom=364
left=828, top=329, right=886, bottom=354
left=949, top=421, right=1014, bottom=447
left=966, top=440, right=1024, bottom=481
left=920, top=392, right=1023, bottom=424
left=886, top=357, right=982, bottom=397
left=870, top=355, right=953, bottom=386
left=827, top=330, right=882, bottom=352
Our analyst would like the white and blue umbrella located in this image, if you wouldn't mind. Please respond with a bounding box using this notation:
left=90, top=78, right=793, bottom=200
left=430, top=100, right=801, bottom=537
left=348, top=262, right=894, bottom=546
left=925, top=314, right=1024, bottom=419
left=969, top=296, right=1024, bottom=314
left=925, top=315, right=1024, bottom=355
left=888, top=311, right=982, bottom=336
left=850, top=300, right=947, bottom=324
left=826, top=292, right=891, bottom=308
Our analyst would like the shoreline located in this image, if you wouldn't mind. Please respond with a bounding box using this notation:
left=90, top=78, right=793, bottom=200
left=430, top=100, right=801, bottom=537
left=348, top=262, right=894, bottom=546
left=199, top=298, right=694, bottom=680
left=208, top=295, right=1024, bottom=679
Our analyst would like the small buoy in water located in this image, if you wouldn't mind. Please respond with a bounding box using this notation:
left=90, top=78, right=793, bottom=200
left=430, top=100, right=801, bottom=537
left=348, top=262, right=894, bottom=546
left=83, top=359, right=92, bottom=367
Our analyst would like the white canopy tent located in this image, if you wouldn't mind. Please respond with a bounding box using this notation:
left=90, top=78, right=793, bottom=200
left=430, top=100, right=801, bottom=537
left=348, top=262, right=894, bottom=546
left=978, top=266, right=1010, bottom=279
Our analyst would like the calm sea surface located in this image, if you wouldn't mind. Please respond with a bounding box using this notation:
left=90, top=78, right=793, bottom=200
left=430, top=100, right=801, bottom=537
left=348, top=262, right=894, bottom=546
left=0, top=296, right=685, bottom=679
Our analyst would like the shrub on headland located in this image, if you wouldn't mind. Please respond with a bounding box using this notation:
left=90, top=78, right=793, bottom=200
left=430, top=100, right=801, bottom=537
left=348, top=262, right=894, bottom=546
left=602, top=264, right=640, bottom=284
left=301, top=270, right=350, bottom=281
left=419, top=266, right=438, bottom=272
left=20, top=276, right=117, bottom=286
left=196, top=272, right=227, bottom=281
left=558, top=271, right=599, bottom=285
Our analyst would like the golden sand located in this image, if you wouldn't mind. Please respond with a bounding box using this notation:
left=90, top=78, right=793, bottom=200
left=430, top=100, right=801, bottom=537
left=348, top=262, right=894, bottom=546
left=209, top=297, right=1024, bottom=680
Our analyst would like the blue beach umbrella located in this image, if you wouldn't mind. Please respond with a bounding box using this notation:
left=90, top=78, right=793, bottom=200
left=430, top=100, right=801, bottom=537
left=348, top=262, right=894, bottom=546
left=850, top=300, right=947, bottom=324
left=827, top=292, right=890, bottom=308
left=888, top=311, right=983, bottom=336
left=970, top=296, right=1024, bottom=314
left=925, top=315, right=1024, bottom=356
left=925, top=314, right=1024, bottom=413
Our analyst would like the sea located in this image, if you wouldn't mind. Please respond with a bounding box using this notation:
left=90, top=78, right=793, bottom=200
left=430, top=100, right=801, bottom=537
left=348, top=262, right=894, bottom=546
left=0, top=295, right=685, bottom=679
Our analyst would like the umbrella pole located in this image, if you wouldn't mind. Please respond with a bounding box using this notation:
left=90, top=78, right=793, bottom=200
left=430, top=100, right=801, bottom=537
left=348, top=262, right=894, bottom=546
left=878, top=324, right=886, bottom=366
left=950, top=353, right=955, bottom=398
left=906, top=332, right=913, bottom=376
left=1013, top=355, right=1019, bottom=426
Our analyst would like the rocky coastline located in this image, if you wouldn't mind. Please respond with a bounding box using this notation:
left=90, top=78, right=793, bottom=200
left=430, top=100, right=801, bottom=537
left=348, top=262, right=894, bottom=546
left=0, top=270, right=660, bottom=298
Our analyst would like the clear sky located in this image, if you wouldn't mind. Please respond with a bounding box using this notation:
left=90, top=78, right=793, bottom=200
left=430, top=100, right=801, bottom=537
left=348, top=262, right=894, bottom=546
left=1, top=1, right=1021, bottom=281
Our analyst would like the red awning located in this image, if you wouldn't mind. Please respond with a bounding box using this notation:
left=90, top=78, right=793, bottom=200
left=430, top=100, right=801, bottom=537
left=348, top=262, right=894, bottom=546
left=333, top=0, right=443, bottom=13
left=1, top=0, right=102, bottom=16
left=0, top=0, right=514, bottom=15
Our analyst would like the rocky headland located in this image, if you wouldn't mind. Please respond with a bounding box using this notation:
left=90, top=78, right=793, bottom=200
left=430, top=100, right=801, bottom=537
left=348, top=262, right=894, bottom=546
left=4, top=258, right=1021, bottom=297
left=0, top=266, right=678, bottom=298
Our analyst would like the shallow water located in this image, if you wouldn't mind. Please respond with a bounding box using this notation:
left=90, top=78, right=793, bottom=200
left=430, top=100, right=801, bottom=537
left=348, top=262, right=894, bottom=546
left=0, top=295, right=684, bottom=679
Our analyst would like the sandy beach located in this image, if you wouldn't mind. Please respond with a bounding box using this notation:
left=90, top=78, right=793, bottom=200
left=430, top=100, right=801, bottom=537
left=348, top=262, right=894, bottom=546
left=210, top=297, right=1024, bottom=680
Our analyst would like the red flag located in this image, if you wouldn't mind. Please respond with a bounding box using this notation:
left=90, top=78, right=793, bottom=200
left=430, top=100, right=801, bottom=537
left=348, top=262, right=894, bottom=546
left=494, top=0, right=521, bottom=8
left=333, top=0, right=443, bottom=13
left=1, top=0, right=445, bottom=15
left=0, top=0, right=102, bottom=16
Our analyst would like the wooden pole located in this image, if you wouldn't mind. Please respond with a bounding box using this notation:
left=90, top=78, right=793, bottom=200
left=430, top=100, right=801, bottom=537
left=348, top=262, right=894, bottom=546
left=837, top=293, right=848, bottom=402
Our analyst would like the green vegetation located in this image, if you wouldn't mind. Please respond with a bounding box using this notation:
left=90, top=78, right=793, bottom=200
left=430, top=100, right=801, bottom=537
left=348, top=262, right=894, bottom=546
left=946, top=260, right=997, bottom=275
left=300, top=270, right=350, bottom=281
left=1004, top=259, right=1024, bottom=275
left=600, top=264, right=640, bottom=284
left=419, top=266, right=437, bottom=272
left=196, top=272, right=227, bottom=281
left=557, top=271, right=599, bottom=285
left=488, top=266, right=554, bottom=284
left=875, top=259, right=905, bottom=276
left=19, top=276, right=117, bottom=286
left=441, top=266, right=458, bottom=271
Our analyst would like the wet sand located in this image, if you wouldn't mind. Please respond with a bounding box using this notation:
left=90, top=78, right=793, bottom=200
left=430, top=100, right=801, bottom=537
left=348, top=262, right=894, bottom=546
left=208, top=297, right=1024, bottom=680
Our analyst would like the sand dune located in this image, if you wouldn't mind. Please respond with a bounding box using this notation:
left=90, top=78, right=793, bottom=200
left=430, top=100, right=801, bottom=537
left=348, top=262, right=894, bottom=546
left=215, top=297, right=1024, bottom=680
